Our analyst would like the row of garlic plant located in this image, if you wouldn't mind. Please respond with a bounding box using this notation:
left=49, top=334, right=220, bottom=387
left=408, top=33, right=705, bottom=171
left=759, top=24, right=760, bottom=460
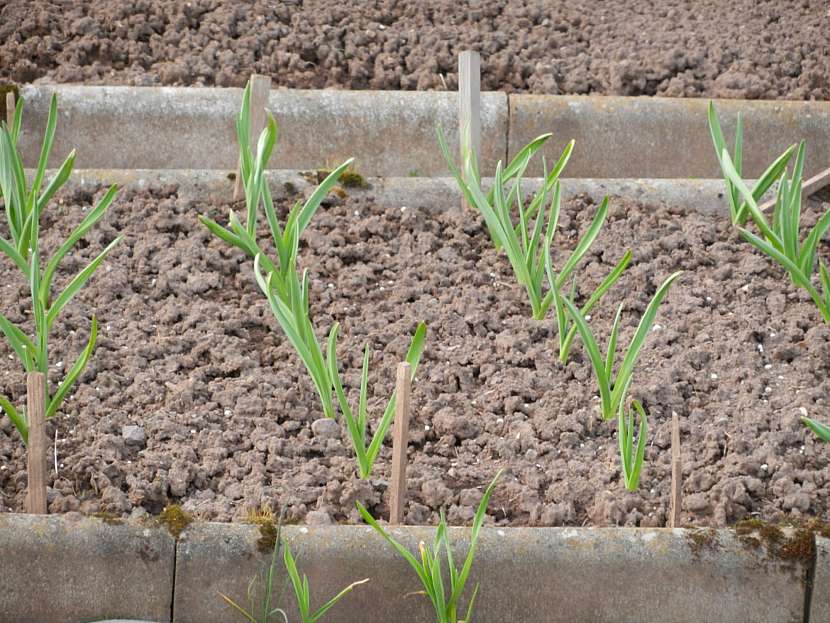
left=201, top=81, right=427, bottom=479
left=709, top=103, right=830, bottom=441
left=0, top=95, right=121, bottom=444
left=440, top=127, right=681, bottom=491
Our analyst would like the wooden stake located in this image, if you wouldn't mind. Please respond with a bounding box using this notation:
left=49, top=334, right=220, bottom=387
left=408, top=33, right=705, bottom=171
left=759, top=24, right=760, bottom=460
left=5, top=91, right=15, bottom=128
left=389, top=362, right=412, bottom=525
left=669, top=412, right=681, bottom=528
left=759, top=165, right=830, bottom=212
left=458, top=51, right=481, bottom=211
left=25, top=372, right=48, bottom=515
left=233, top=74, right=272, bottom=201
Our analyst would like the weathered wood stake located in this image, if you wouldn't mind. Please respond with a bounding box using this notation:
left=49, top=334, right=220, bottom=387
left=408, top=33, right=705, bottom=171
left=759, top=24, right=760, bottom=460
left=759, top=165, right=830, bottom=212
left=458, top=51, right=481, bottom=211
left=389, top=362, right=412, bottom=525
left=6, top=91, right=15, bottom=128
left=233, top=73, right=272, bottom=201
left=669, top=412, right=681, bottom=528
left=26, top=372, right=48, bottom=514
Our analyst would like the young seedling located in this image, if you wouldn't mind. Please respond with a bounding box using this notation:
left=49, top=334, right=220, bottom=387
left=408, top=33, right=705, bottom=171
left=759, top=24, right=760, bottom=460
left=545, top=241, right=631, bottom=363
left=357, top=470, right=502, bottom=623
left=201, top=78, right=353, bottom=419
left=802, top=417, right=830, bottom=443
left=437, top=128, right=628, bottom=326
left=254, top=253, right=426, bottom=477
left=560, top=271, right=682, bottom=422
left=0, top=94, right=121, bottom=444
left=618, top=396, right=648, bottom=491
left=327, top=322, right=426, bottom=479
left=221, top=514, right=368, bottom=623
left=708, top=102, right=795, bottom=226
left=283, top=540, right=369, bottom=623
left=717, top=140, right=830, bottom=324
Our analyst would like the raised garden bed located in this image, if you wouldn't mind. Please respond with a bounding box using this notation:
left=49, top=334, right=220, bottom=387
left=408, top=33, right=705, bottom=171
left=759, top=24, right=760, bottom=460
left=1, top=180, right=828, bottom=526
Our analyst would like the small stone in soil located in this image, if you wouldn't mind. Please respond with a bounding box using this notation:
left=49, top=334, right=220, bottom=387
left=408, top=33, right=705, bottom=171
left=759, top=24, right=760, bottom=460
left=311, top=418, right=340, bottom=440
left=121, top=425, right=146, bottom=447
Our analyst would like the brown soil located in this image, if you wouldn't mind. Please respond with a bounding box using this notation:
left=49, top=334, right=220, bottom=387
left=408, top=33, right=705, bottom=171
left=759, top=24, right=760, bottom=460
left=0, top=184, right=829, bottom=527
left=1, top=1, right=828, bottom=100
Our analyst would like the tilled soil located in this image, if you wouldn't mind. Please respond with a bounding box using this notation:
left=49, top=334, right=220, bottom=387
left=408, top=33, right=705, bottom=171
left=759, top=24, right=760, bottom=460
left=1, top=184, right=829, bottom=527
left=1, top=0, right=829, bottom=100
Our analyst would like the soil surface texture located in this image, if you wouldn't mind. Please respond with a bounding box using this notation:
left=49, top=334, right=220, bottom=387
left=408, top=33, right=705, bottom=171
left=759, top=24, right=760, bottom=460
left=1, top=0, right=829, bottom=100
left=1, top=182, right=829, bottom=527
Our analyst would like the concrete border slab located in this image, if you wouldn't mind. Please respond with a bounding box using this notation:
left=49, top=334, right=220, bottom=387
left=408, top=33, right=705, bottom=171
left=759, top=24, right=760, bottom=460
left=58, top=169, right=735, bottom=216
left=175, top=523, right=808, bottom=623
left=812, top=536, right=830, bottom=622
left=17, top=86, right=507, bottom=177
left=508, top=95, right=830, bottom=179
left=0, top=513, right=175, bottom=623
left=14, top=86, right=830, bottom=180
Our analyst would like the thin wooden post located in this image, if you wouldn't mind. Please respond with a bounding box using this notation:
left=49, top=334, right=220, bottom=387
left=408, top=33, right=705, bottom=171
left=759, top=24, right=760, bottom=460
left=389, top=362, right=412, bottom=525
left=669, top=412, right=681, bottom=528
left=759, top=165, right=830, bottom=212
left=234, top=74, right=272, bottom=201
left=26, top=372, right=48, bottom=514
left=458, top=51, right=481, bottom=211
left=5, top=90, right=15, bottom=128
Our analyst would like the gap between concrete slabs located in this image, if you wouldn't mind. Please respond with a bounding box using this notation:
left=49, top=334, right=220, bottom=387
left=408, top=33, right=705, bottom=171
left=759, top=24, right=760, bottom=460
left=61, top=169, right=736, bottom=217
left=15, top=85, right=830, bottom=179
left=0, top=513, right=821, bottom=623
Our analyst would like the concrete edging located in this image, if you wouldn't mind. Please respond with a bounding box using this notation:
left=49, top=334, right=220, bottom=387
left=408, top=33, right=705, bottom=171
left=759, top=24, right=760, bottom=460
left=60, top=168, right=736, bottom=216
left=0, top=513, right=825, bottom=623
left=0, top=513, right=175, bottom=623
left=15, top=85, right=830, bottom=179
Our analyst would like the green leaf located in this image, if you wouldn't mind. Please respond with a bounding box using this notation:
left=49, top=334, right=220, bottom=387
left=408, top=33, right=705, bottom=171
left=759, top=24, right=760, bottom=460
left=561, top=296, right=612, bottom=419
left=0, top=311, right=36, bottom=371
left=46, top=315, right=98, bottom=419
left=802, top=417, right=830, bottom=442
left=42, top=184, right=119, bottom=301
left=0, top=394, right=26, bottom=445
left=740, top=229, right=830, bottom=322
left=609, top=271, right=683, bottom=415
left=47, top=235, right=122, bottom=328
left=299, top=158, right=355, bottom=234
left=555, top=195, right=609, bottom=289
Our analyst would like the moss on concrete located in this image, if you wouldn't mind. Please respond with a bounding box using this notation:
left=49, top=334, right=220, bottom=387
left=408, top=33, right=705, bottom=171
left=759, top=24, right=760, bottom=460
left=157, top=504, right=193, bottom=538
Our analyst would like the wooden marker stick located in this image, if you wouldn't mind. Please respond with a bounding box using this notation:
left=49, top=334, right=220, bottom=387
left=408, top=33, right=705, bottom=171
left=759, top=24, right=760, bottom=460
left=6, top=91, right=15, bottom=128
left=389, top=362, right=412, bottom=525
left=233, top=74, right=272, bottom=201
left=458, top=51, right=481, bottom=211
left=669, top=412, right=681, bottom=528
left=26, top=372, right=48, bottom=515
left=759, top=165, right=830, bottom=212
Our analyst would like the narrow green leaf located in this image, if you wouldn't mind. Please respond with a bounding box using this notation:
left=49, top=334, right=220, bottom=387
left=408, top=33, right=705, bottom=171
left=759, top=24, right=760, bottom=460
left=46, top=315, right=98, bottom=418
left=0, top=394, right=26, bottom=445
left=47, top=235, right=122, bottom=328
left=802, top=417, right=830, bottom=442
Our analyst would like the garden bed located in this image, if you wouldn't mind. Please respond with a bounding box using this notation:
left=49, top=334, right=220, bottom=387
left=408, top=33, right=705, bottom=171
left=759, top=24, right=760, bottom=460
left=1, top=181, right=829, bottom=526
left=2, top=0, right=828, bottom=100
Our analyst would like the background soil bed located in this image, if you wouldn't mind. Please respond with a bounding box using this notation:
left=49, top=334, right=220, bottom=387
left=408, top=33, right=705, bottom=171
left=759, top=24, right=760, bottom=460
left=2, top=0, right=829, bottom=100
left=0, top=184, right=829, bottom=526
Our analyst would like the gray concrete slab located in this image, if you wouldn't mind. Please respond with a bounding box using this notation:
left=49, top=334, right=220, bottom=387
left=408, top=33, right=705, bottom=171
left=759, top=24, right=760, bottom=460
left=58, top=168, right=736, bottom=217
left=509, top=94, right=830, bottom=179
left=0, top=513, right=175, bottom=623
left=812, top=536, right=830, bottom=622
left=15, top=86, right=830, bottom=180
left=17, top=85, right=507, bottom=177
left=174, top=523, right=806, bottom=623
